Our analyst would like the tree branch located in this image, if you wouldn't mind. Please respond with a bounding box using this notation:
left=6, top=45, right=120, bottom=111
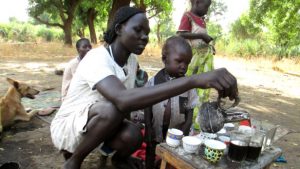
left=33, top=15, right=63, bottom=28
left=57, top=0, right=67, bottom=21
left=147, top=8, right=163, bottom=19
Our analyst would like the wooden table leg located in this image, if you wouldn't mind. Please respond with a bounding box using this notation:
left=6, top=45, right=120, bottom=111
left=160, top=160, right=167, bottom=169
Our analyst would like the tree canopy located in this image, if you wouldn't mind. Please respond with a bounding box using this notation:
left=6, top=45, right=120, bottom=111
left=250, top=0, right=300, bottom=48
left=28, top=0, right=83, bottom=46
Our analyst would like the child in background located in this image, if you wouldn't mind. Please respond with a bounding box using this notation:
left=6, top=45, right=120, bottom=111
left=37, top=38, right=92, bottom=116
left=61, top=38, right=92, bottom=101
left=177, top=0, right=214, bottom=131
left=144, top=36, right=198, bottom=169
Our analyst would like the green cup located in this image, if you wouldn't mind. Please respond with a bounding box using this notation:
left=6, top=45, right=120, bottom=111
left=204, top=139, right=226, bottom=163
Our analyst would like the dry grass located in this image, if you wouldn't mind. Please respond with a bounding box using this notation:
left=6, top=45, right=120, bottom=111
left=217, top=54, right=300, bottom=77
left=0, top=42, right=299, bottom=76
left=0, top=42, right=76, bottom=61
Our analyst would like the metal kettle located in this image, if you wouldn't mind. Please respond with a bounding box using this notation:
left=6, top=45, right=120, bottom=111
left=199, top=96, right=250, bottom=133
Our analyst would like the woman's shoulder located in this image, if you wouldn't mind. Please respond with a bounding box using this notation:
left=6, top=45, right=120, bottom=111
left=83, top=46, right=111, bottom=61
left=77, top=46, right=112, bottom=72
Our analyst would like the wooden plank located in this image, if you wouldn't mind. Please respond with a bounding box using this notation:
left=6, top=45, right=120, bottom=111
left=156, top=145, right=195, bottom=169
left=160, top=160, right=167, bottom=169
left=156, top=143, right=282, bottom=169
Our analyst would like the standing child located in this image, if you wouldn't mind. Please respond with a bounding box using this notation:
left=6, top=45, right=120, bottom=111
left=61, top=38, right=92, bottom=101
left=144, top=36, right=198, bottom=169
left=177, top=0, right=214, bottom=131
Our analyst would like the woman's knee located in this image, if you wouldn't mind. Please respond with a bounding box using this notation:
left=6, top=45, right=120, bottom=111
left=88, top=102, right=123, bottom=124
left=108, top=122, right=142, bottom=157
left=120, top=122, right=143, bottom=147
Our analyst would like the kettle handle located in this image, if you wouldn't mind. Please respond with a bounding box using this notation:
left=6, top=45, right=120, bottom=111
left=217, top=95, right=240, bottom=111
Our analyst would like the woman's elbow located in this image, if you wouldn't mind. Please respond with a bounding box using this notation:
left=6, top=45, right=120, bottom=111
left=114, top=98, right=132, bottom=112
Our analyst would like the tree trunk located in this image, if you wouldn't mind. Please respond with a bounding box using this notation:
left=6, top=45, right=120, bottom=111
left=139, top=0, right=146, bottom=11
left=107, top=0, right=131, bottom=29
left=156, top=23, right=161, bottom=44
left=63, top=20, right=73, bottom=46
left=87, top=8, right=97, bottom=44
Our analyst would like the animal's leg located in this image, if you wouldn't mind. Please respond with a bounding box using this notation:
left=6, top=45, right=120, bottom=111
left=0, top=111, right=2, bottom=133
left=0, top=114, right=3, bottom=139
left=27, top=109, right=39, bottom=118
left=15, top=110, right=39, bottom=121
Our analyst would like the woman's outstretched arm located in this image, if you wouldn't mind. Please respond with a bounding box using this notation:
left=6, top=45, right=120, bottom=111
left=95, top=68, right=238, bottom=113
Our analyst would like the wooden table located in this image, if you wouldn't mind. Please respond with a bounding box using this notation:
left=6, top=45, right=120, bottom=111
left=156, top=143, right=282, bottom=169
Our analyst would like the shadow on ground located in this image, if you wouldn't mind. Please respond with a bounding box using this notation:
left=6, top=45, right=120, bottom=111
left=0, top=84, right=299, bottom=169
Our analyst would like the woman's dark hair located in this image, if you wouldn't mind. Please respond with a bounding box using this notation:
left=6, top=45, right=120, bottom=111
left=162, top=36, right=192, bottom=61
left=76, top=38, right=90, bottom=49
left=103, top=6, right=144, bottom=44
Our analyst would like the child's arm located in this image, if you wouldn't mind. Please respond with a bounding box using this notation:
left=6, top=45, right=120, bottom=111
left=181, top=108, right=193, bottom=136
left=177, top=31, right=213, bottom=44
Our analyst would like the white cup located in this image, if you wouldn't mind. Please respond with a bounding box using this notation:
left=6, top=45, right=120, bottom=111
left=166, top=128, right=183, bottom=147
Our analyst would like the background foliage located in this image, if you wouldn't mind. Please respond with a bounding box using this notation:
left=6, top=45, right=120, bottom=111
left=0, top=0, right=299, bottom=59
left=219, top=0, right=300, bottom=58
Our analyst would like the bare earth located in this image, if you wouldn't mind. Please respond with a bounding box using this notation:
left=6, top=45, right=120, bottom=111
left=0, top=50, right=299, bottom=168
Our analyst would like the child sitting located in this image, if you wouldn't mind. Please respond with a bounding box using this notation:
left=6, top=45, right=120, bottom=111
left=144, top=36, right=199, bottom=169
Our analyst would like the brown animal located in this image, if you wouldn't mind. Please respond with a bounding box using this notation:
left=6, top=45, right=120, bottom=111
left=0, top=78, right=40, bottom=135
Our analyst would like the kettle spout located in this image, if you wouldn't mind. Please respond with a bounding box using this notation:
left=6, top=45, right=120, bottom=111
left=224, top=107, right=250, bottom=122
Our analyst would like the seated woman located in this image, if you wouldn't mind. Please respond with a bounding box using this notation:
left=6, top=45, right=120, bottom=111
left=50, top=6, right=238, bottom=169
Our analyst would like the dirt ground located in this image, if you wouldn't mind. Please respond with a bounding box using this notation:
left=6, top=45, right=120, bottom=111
left=0, top=44, right=299, bottom=169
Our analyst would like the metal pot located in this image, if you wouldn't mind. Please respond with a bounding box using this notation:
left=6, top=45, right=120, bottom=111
left=199, top=96, right=250, bottom=133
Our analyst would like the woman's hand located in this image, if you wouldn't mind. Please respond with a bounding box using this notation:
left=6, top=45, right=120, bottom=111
left=193, top=68, right=238, bottom=100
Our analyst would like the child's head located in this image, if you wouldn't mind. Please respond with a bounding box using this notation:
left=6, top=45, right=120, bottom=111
left=76, top=38, right=92, bottom=59
left=162, top=36, right=192, bottom=78
left=190, top=0, right=211, bottom=17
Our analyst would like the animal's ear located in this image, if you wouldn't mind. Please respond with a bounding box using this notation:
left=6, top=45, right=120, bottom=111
left=6, top=78, right=19, bottom=89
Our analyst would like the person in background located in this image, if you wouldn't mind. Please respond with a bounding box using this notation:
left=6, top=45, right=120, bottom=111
left=177, top=0, right=214, bottom=131
left=61, top=38, right=92, bottom=101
